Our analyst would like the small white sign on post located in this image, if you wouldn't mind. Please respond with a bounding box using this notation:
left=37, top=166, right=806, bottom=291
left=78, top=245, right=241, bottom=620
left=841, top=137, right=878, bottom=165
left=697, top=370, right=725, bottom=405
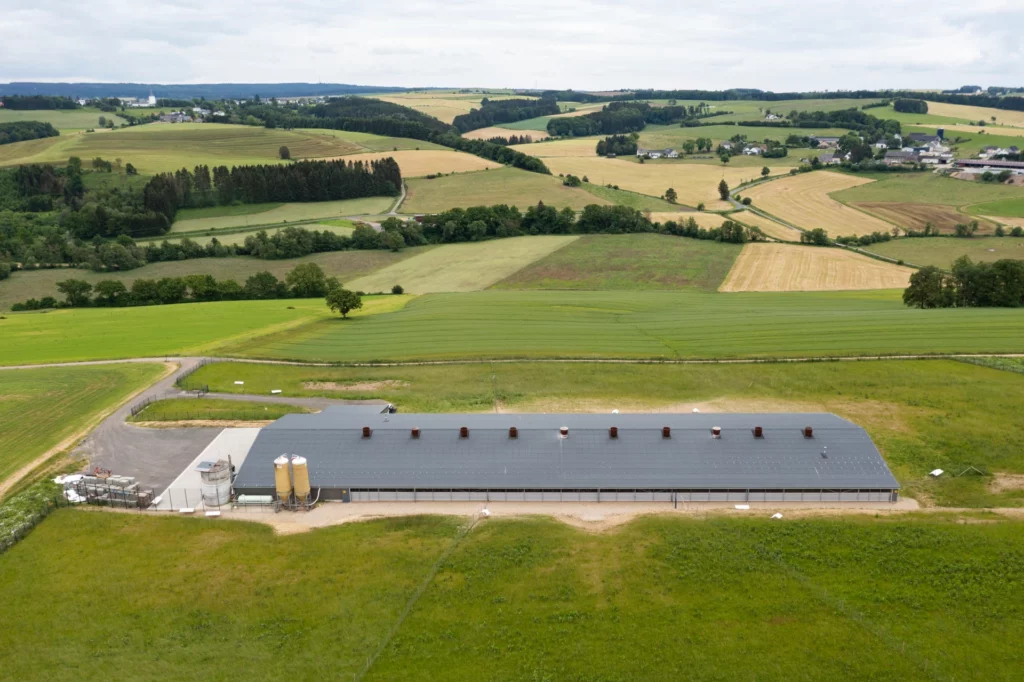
left=271, top=389, right=282, bottom=394
left=929, top=469, right=944, bottom=477
left=234, top=381, right=244, bottom=385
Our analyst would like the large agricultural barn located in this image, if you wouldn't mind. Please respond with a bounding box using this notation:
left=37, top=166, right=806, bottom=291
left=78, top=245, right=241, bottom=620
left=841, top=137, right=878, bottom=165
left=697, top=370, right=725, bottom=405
left=232, top=406, right=900, bottom=503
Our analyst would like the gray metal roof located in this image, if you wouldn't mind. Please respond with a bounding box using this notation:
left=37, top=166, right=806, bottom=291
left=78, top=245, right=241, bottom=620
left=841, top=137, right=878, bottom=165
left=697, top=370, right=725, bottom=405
left=233, top=408, right=899, bottom=491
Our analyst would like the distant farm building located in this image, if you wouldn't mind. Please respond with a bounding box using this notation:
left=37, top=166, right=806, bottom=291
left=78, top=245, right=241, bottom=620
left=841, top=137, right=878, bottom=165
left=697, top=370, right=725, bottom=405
left=637, top=148, right=679, bottom=159
left=952, top=158, right=1024, bottom=175
left=232, top=407, right=901, bottom=503
left=812, top=137, right=840, bottom=148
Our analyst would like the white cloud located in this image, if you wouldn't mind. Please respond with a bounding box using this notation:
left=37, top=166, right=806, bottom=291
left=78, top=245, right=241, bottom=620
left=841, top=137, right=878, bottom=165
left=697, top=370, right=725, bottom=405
left=0, top=0, right=1021, bottom=89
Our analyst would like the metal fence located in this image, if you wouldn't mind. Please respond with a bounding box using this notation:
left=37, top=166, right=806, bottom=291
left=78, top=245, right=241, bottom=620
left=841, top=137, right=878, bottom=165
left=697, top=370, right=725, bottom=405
left=175, top=358, right=216, bottom=389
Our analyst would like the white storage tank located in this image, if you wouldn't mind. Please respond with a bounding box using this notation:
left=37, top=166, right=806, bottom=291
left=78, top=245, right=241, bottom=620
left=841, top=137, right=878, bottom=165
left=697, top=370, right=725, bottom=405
left=197, top=460, right=232, bottom=507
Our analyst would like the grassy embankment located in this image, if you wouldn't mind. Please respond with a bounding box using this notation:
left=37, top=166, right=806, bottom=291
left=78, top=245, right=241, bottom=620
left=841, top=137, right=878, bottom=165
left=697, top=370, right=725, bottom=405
left=189, top=358, right=1024, bottom=508
left=128, top=398, right=311, bottom=423
left=0, top=511, right=1020, bottom=680
left=0, top=364, right=167, bottom=491
left=401, top=167, right=605, bottom=213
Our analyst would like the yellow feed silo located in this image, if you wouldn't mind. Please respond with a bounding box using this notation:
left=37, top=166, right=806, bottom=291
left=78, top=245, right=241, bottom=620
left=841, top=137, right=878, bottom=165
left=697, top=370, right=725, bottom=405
left=291, top=456, right=311, bottom=500
left=274, top=455, right=292, bottom=502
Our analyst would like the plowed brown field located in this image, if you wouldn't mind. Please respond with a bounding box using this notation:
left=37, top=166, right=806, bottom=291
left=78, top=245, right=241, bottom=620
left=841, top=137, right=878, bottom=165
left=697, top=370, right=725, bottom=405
left=852, top=202, right=997, bottom=234
left=743, top=172, right=892, bottom=236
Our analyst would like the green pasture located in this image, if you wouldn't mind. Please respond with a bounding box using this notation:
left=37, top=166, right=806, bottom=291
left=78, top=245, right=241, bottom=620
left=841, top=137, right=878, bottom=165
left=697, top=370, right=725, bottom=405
left=0, top=124, right=364, bottom=173
left=1, top=511, right=1021, bottom=680
left=128, top=398, right=311, bottom=422
left=0, top=364, right=166, bottom=488
left=227, top=289, right=1024, bottom=363
left=867, top=237, right=1024, bottom=268
left=907, top=125, right=1024, bottom=157
left=168, top=197, right=393, bottom=233
left=190, top=358, right=1024, bottom=507
left=300, top=128, right=448, bottom=152
left=0, top=107, right=129, bottom=131
left=0, top=299, right=330, bottom=365
left=578, top=183, right=679, bottom=210
left=967, top=197, right=1024, bottom=218
left=830, top=171, right=1024, bottom=207
left=0, top=250, right=416, bottom=311
left=401, top=167, right=605, bottom=213
left=491, top=234, right=741, bottom=292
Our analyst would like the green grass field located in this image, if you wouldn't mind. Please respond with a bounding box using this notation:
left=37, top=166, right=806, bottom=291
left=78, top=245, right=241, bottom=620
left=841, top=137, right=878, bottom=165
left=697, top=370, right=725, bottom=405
left=0, top=298, right=405, bottom=365
left=0, top=124, right=364, bottom=173
left=0, top=107, right=130, bottom=131
left=0, top=250, right=417, bottom=311
left=168, top=197, right=395, bottom=233
left=0, top=364, right=166, bottom=487
left=867, top=237, right=1024, bottom=268
left=226, top=289, right=1024, bottom=363
left=579, top=183, right=682, bottom=210
left=830, top=171, right=1024, bottom=208
left=966, top=197, right=1024, bottom=218
left=300, top=128, right=448, bottom=152
left=128, top=398, right=311, bottom=422
left=491, top=234, right=741, bottom=292
left=1, top=511, right=1021, bottom=681
left=347, top=236, right=578, bottom=293
left=401, top=167, right=608, bottom=213
left=188, top=358, right=1024, bottom=507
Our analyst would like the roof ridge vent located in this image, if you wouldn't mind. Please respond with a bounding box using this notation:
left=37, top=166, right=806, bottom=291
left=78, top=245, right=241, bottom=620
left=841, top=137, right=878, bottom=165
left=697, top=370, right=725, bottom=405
left=509, top=426, right=518, bottom=439
left=362, top=426, right=372, bottom=438
left=711, top=426, right=722, bottom=439
left=753, top=426, right=763, bottom=438
left=459, top=426, right=469, bottom=438
left=609, top=426, right=618, bottom=439
left=559, top=426, right=569, bottom=438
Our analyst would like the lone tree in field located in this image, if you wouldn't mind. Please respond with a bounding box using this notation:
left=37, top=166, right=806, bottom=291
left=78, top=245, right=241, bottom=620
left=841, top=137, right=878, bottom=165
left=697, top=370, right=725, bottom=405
left=326, top=288, right=362, bottom=319
left=761, top=166, right=770, bottom=178
left=718, top=179, right=730, bottom=201
left=664, top=188, right=678, bottom=203
left=279, top=146, right=291, bottom=160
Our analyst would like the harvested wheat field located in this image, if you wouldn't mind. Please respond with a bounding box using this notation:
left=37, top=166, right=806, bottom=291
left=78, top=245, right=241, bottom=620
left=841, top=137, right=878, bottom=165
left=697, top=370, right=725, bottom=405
left=743, top=172, right=892, bottom=236
left=327, top=150, right=502, bottom=178
left=542, top=157, right=775, bottom=210
left=463, top=127, right=549, bottom=141
left=931, top=123, right=1024, bottom=138
left=985, top=215, right=1024, bottom=229
left=734, top=211, right=804, bottom=241
left=647, top=212, right=728, bottom=229
left=852, top=202, right=997, bottom=235
left=925, top=102, right=1024, bottom=128
left=720, top=243, right=913, bottom=292
left=510, top=138, right=601, bottom=157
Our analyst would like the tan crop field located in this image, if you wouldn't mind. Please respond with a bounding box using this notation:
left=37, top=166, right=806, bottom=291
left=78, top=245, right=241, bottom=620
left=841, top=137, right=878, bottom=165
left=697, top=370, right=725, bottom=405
left=510, top=138, right=601, bottom=157
left=401, top=167, right=607, bottom=213
left=376, top=95, right=477, bottom=123
left=852, top=202, right=998, bottom=235
left=329, top=149, right=502, bottom=177
left=929, top=123, right=1024, bottom=138
left=647, top=212, right=729, bottom=229
left=743, top=172, right=893, bottom=236
left=462, top=127, right=549, bottom=141
left=987, top=215, right=1024, bottom=229
left=540, top=157, right=777, bottom=210
left=346, top=236, right=578, bottom=293
left=720, top=243, right=913, bottom=292
left=925, top=102, right=1024, bottom=128
left=733, top=210, right=804, bottom=241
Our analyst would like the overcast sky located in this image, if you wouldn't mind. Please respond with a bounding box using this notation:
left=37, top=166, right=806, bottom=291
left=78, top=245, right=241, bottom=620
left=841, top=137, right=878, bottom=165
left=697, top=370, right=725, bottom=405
left=3, top=0, right=1022, bottom=91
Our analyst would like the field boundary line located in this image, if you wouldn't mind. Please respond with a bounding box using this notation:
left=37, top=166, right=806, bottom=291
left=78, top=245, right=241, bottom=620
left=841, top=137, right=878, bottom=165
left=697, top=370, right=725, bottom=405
left=0, top=361, right=178, bottom=500
left=354, top=516, right=481, bottom=681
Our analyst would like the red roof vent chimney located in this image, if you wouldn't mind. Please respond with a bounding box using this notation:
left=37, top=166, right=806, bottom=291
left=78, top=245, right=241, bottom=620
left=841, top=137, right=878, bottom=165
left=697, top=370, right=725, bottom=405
left=560, top=426, right=569, bottom=438
left=804, top=426, right=813, bottom=438
left=753, top=426, right=763, bottom=438
left=609, top=426, right=619, bottom=439
left=411, top=427, right=420, bottom=438
left=509, top=426, right=518, bottom=439
left=362, top=426, right=372, bottom=438
left=712, top=426, right=722, bottom=439
left=459, top=426, right=469, bottom=438
left=662, top=426, right=671, bottom=438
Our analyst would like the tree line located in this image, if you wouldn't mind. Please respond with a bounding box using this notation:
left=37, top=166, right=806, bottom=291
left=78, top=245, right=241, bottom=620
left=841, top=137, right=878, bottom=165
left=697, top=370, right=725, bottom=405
left=595, top=134, right=638, bottom=156
left=0, top=121, right=60, bottom=146
left=0, top=95, right=78, bottom=110
left=893, top=99, right=928, bottom=114
left=142, top=158, right=402, bottom=224
left=11, top=262, right=366, bottom=311
left=482, top=134, right=535, bottom=145
left=549, top=101, right=723, bottom=137
left=904, top=257, right=1024, bottom=308
left=452, top=98, right=560, bottom=132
